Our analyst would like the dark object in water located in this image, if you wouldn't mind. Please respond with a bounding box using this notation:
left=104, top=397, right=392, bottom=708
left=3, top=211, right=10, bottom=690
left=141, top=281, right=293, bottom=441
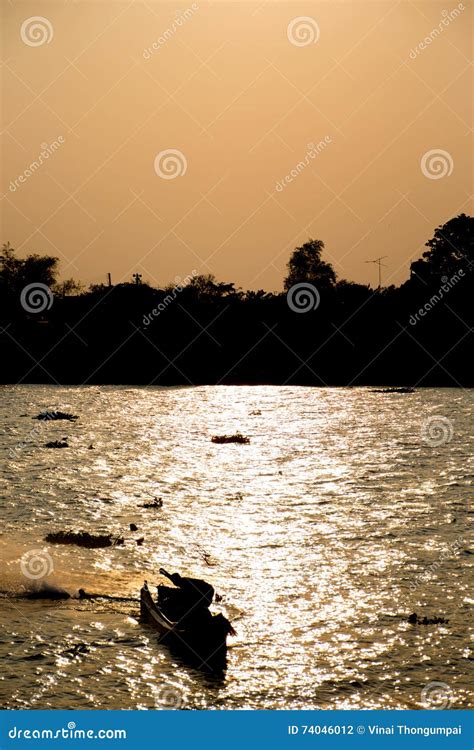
left=250, top=410, right=261, bottom=415
left=202, top=552, right=214, bottom=567
left=140, top=579, right=234, bottom=672
left=211, top=433, right=250, bottom=444
left=407, top=612, right=449, bottom=625
left=45, top=530, right=125, bottom=548
left=197, top=547, right=215, bottom=567
left=25, top=582, right=71, bottom=600
left=130, top=523, right=138, bottom=531
left=371, top=387, right=415, bottom=394
left=142, top=497, right=163, bottom=509
left=61, top=643, right=90, bottom=658
left=136, top=537, right=145, bottom=546
left=33, top=411, right=79, bottom=421
left=88, top=444, right=94, bottom=450
left=45, top=440, right=69, bottom=449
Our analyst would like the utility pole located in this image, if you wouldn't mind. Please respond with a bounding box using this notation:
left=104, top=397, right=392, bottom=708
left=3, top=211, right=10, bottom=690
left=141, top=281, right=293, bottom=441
left=365, top=256, right=388, bottom=290
left=107, top=273, right=112, bottom=287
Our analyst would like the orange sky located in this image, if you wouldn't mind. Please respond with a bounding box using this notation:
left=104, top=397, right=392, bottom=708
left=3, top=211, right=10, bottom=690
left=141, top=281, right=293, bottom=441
left=1, top=0, right=472, bottom=291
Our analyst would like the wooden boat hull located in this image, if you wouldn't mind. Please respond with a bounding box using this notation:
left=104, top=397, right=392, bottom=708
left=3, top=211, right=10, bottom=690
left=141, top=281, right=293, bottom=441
left=140, top=584, right=228, bottom=671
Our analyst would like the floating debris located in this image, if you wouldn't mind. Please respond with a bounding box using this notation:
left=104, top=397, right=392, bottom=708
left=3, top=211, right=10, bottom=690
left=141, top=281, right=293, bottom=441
left=33, top=411, right=79, bottom=421
left=45, top=531, right=124, bottom=548
left=196, top=545, right=216, bottom=566
left=45, top=440, right=69, bottom=449
left=250, top=410, right=261, bottom=416
left=211, top=433, right=250, bottom=444
left=61, top=643, right=90, bottom=658
left=136, top=537, right=145, bottom=546
left=142, top=497, right=163, bottom=509
left=407, top=612, right=449, bottom=625
left=371, top=387, right=415, bottom=394
left=130, top=523, right=138, bottom=532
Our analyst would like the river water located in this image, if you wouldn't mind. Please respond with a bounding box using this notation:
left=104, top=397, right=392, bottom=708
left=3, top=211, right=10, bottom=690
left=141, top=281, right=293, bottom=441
left=0, top=385, right=472, bottom=710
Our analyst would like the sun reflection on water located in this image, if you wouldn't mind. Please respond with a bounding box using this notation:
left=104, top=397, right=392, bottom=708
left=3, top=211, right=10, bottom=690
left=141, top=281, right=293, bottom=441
left=0, top=385, right=472, bottom=709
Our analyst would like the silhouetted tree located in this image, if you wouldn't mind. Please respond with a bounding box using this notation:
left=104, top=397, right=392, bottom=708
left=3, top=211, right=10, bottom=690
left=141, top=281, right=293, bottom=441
left=0, top=215, right=472, bottom=386
left=55, top=278, right=84, bottom=297
left=410, top=213, right=473, bottom=282
left=0, top=243, right=59, bottom=295
left=88, top=283, right=108, bottom=294
left=187, top=274, right=242, bottom=300
left=244, top=289, right=274, bottom=301
left=284, top=239, right=337, bottom=291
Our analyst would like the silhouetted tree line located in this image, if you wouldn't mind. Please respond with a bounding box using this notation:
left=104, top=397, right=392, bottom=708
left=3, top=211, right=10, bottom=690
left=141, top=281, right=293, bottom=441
left=0, top=214, right=472, bottom=386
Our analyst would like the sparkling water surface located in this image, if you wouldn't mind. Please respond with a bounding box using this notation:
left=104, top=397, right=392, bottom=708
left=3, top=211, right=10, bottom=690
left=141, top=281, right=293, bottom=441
left=0, top=385, right=472, bottom=710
